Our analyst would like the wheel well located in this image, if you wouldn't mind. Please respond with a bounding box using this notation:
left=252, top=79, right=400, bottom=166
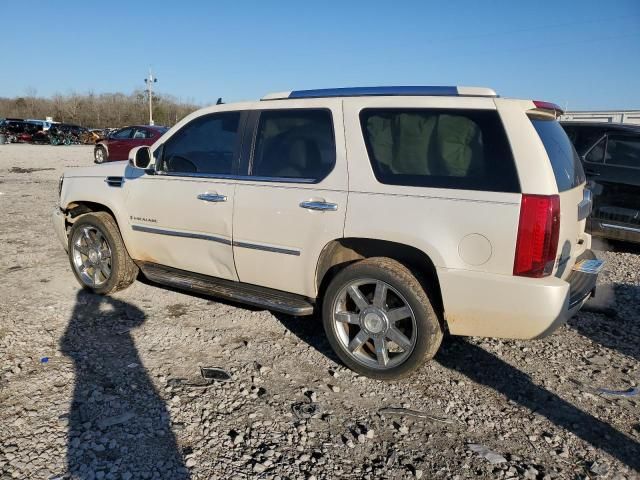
left=65, top=201, right=118, bottom=227
left=316, top=238, right=444, bottom=319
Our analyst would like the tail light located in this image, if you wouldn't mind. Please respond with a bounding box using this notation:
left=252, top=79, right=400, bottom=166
left=513, top=194, right=560, bottom=278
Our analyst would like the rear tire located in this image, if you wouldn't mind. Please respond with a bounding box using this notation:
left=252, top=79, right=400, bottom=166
left=67, top=212, right=138, bottom=295
left=94, top=145, right=107, bottom=163
left=322, top=257, right=443, bottom=380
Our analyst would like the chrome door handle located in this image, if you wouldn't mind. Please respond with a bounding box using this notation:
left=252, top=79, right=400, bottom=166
left=299, top=201, right=338, bottom=211
left=197, top=193, right=227, bottom=202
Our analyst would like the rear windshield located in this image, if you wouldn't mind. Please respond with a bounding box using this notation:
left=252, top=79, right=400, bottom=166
left=360, top=108, right=520, bottom=193
left=531, top=117, right=585, bottom=191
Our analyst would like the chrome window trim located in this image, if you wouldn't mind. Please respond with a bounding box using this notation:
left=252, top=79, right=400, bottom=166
left=131, top=224, right=231, bottom=245
left=247, top=108, right=337, bottom=184
left=155, top=171, right=317, bottom=183
left=582, top=135, right=607, bottom=164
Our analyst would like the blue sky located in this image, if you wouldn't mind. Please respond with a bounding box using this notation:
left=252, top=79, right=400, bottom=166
left=1, top=0, right=639, bottom=110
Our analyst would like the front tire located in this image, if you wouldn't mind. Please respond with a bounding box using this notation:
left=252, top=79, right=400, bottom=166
left=94, top=145, right=107, bottom=163
left=322, top=257, right=443, bottom=380
left=67, top=212, right=138, bottom=295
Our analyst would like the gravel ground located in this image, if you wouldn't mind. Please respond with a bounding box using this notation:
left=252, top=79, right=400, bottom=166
left=0, top=144, right=639, bottom=480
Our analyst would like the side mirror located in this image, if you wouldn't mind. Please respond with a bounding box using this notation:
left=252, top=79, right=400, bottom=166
left=129, top=146, right=151, bottom=169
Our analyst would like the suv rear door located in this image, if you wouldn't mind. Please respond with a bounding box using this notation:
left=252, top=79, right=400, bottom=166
left=584, top=133, right=640, bottom=240
left=232, top=100, right=348, bottom=297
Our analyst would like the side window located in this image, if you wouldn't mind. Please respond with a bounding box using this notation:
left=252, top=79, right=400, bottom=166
left=133, top=128, right=149, bottom=139
left=112, top=128, right=134, bottom=139
left=251, top=109, right=335, bottom=181
left=584, top=137, right=606, bottom=164
left=160, top=112, right=241, bottom=175
left=605, top=135, right=640, bottom=168
left=360, top=109, right=519, bottom=193
left=577, top=129, right=606, bottom=154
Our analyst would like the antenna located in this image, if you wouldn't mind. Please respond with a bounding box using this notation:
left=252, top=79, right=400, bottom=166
left=144, top=69, right=158, bottom=125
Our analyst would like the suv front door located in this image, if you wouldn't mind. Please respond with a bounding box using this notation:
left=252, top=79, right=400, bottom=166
left=232, top=102, right=348, bottom=297
left=124, top=110, right=246, bottom=279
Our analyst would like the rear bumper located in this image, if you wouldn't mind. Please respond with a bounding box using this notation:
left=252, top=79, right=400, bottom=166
left=439, top=250, right=600, bottom=340
left=52, top=208, right=68, bottom=252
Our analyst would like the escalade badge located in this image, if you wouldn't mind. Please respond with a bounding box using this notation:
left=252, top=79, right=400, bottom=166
left=130, top=216, right=157, bottom=223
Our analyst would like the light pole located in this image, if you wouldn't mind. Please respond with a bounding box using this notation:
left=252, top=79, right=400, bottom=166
left=144, top=69, right=158, bottom=126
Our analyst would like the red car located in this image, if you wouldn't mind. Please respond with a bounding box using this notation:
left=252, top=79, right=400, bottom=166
left=94, top=125, right=168, bottom=163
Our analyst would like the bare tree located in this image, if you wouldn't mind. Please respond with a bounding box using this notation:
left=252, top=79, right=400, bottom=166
left=0, top=91, right=200, bottom=128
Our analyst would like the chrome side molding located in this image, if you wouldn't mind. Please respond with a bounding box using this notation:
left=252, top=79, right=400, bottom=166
left=234, top=241, right=300, bottom=256
left=131, top=224, right=231, bottom=245
left=601, top=222, right=640, bottom=234
left=132, top=225, right=299, bottom=255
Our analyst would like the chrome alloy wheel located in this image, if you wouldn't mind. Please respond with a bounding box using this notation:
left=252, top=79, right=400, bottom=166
left=95, top=148, right=105, bottom=163
left=71, top=226, right=112, bottom=287
left=331, top=278, right=417, bottom=370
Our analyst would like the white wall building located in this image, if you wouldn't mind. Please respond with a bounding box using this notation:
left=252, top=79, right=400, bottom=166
left=561, top=110, right=640, bottom=125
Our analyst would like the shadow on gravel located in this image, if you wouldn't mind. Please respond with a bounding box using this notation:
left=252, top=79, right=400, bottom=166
left=592, top=238, right=640, bottom=255
left=436, top=337, right=640, bottom=472
left=570, top=283, right=640, bottom=362
left=60, top=290, right=189, bottom=479
left=272, top=312, right=342, bottom=364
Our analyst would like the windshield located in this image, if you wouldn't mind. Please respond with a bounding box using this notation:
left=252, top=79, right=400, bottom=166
left=530, top=117, right=586, bottom=191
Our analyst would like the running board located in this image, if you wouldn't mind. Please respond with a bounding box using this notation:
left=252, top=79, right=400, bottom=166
left=137, top=262, right=315, bottom=316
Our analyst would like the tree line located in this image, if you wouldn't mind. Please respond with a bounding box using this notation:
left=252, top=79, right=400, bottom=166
left=0, top=90, right=200, bottom=128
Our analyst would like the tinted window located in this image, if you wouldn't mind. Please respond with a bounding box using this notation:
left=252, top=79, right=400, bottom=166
left=251, top=109, right=335, bottom=181
left=561, top=124, right=606, bottom=155
left=606, top=135, right=640, bottom=168
left=133, top=128, right=149, bottom=139
left=112, top=128, right=134, bottom=139
left=360, top=109, right=519, bottom=192
left=530, top=118, right=585, bottom=191
left=584, top=137, right=605, bottom=164
left=161, top=112, right=240, bottom=175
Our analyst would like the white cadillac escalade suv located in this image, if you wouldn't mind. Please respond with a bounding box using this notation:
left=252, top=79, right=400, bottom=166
left=53, top=86, right=602, bottom=379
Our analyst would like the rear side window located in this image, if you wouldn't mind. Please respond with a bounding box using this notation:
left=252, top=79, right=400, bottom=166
left=112, top=128, right=134, bottom=139
left=606, top=135, right=640, bottom=168
left=360, top=109, right=520, bottom=193
left=584, top=137, right=605, bottom=163
left=251, top=109, right=335, bottom=181
left=530, top=118, right=585, bottom=191
left=133, top=128, right=149, bottom=139
left=161, top=112, right=241, bottom=175
left=561, top=124, right=606, bottom=155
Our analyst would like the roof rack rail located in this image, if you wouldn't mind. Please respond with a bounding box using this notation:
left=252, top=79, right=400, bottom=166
left=261, top=86, right=497, bottom=101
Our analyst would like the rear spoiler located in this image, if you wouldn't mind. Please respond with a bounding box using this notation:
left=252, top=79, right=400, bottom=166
left=530, top=100, right=564, bottom=119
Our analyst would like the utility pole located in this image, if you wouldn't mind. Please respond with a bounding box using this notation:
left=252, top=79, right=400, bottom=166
left=144, top=69, right=158, bottom=125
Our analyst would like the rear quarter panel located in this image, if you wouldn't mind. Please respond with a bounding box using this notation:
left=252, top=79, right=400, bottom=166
left=342, top=96, right=522, bottom=275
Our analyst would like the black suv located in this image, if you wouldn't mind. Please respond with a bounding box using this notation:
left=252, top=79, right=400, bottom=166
left=562, top=121, right=640, bottom=244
